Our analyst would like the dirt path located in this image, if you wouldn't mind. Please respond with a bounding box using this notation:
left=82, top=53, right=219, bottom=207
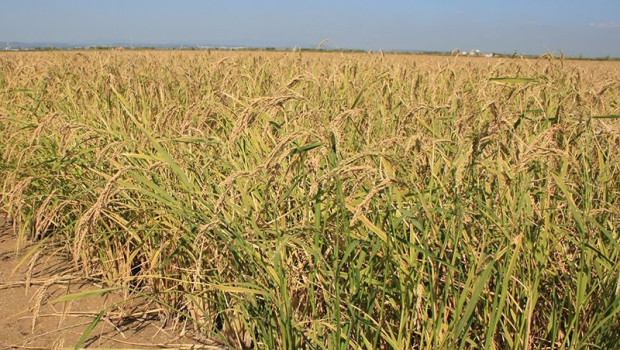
left=0, top=214, right=223, bottom=349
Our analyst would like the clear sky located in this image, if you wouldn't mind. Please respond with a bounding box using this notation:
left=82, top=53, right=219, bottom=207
left=1, top=0, right=619, bottom=57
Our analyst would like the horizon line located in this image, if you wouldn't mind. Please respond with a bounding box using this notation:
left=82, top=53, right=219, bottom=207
left=2, top=40, right=619, bottom=60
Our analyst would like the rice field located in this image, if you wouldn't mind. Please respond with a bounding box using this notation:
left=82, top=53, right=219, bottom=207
left=0, top=50, right=619, bottom=349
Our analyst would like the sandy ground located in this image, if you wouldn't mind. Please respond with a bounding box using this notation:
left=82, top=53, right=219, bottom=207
left=0, top=214, right=223, bottom=349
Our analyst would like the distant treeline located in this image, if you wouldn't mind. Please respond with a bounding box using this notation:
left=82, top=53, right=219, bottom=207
left=4, top=45, right=619, bottom=61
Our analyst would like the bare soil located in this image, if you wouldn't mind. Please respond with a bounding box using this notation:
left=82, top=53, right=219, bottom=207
left=0, top=214, right=222, bottom=349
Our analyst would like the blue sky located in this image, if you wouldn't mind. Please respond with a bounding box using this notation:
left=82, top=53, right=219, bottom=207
left=1, top=1, right=619, bottom=57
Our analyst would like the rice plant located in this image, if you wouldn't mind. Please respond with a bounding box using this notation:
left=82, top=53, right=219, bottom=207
left=0, top=50, right=618, bottom=349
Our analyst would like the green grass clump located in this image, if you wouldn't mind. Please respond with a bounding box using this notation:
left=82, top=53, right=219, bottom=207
left=1, top=51, right=619, bottom=349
